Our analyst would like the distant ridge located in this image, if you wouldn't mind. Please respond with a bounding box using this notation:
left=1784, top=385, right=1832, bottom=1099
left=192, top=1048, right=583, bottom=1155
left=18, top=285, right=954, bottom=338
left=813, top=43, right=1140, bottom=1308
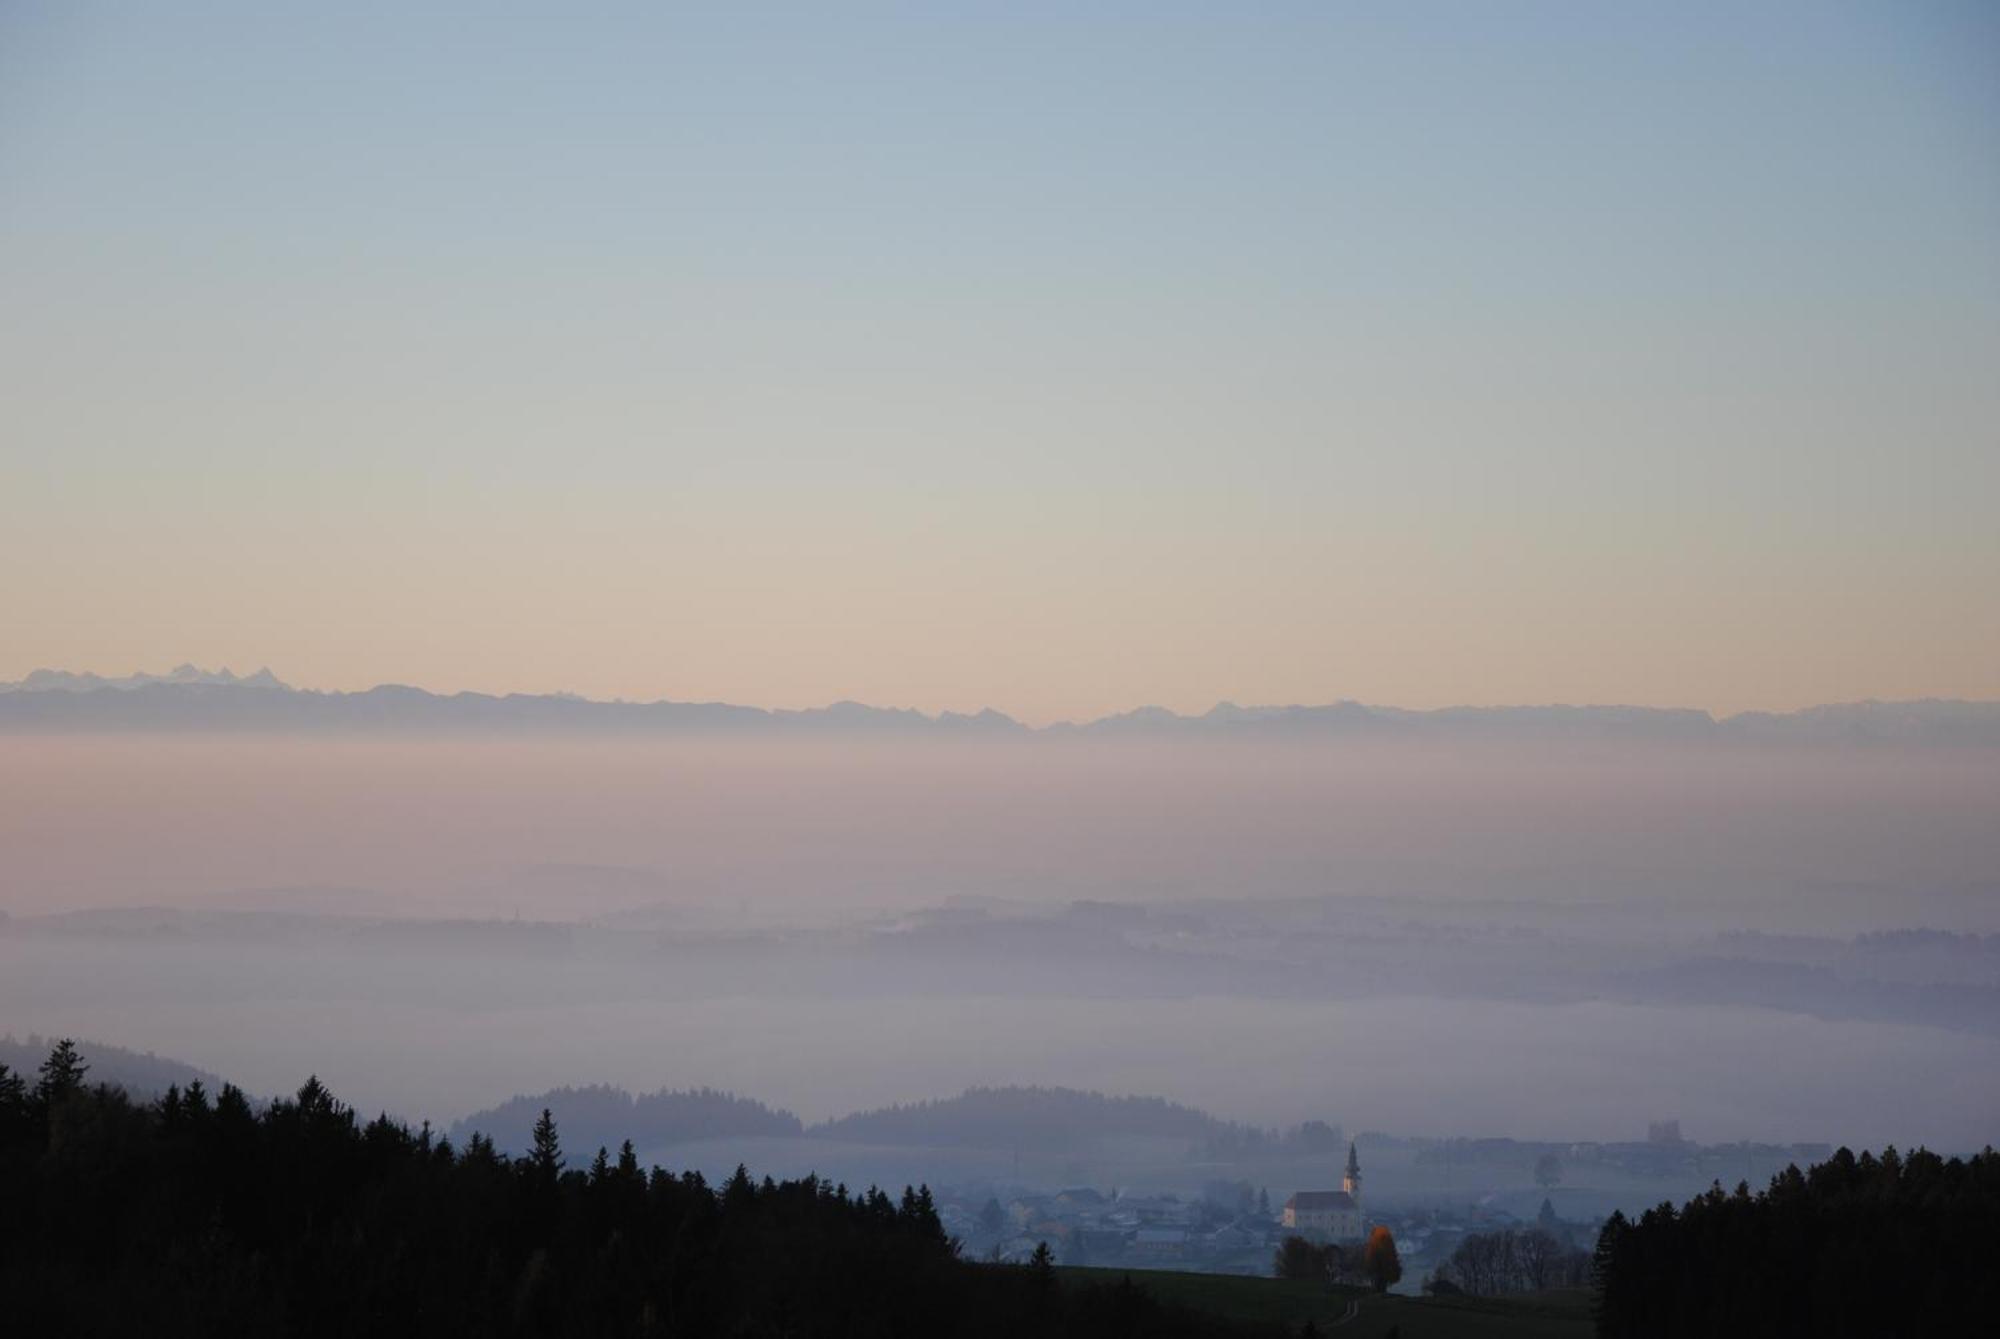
left=445, top=1082, right=1254, bottom=1157
left=448, top=1084, right=803, bottom=1157
left=4, top=663, right=289, bottom=693
left=0, top=1033, right=223, bottom=1100
left=805, top=1085, right=1245, bottom=1151
left=2, top=668, right=1996, bottom=743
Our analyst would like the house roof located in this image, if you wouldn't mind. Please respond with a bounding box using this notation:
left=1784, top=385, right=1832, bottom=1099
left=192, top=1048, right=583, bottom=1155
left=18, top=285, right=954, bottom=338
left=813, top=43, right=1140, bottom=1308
left=1285, top=1191, right=1357, bottom=1212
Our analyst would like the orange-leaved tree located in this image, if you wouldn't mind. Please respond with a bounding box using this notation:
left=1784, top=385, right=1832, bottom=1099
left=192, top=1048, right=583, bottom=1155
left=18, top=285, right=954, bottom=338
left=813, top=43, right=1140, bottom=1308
left=1364, top=1225, right=1403, bottom=1293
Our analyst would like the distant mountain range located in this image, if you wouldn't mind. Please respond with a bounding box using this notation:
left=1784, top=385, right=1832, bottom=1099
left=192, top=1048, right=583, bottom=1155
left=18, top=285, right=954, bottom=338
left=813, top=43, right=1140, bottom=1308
left=5, top=664, right=289, bottom=693
left=2, top=666, right=1996, bottom=743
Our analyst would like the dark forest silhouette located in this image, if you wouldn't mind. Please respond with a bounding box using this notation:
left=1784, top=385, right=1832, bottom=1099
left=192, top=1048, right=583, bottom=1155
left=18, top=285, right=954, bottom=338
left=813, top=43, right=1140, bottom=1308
left=1591, top=1144, right=1997, bottom=1336
left=6, top=1041, right=1998, bottom=1336
left=0, top=1042, right=1271, bottom=1337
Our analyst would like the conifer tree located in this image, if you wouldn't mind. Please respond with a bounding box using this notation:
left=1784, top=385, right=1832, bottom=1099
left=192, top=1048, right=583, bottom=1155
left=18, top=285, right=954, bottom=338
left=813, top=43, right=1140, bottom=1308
left=216, top=1083, right=255, bottom=1129
left=35, top=1038, right=89, bottom=1107
left=0, top=1062, right=26, bottom=1143
left=1028, top=1240, right=1055, bottom=1292
left=464, top=1131, right=499, bottom=1167
left=724, top=1163, right=757, bottom=1213
left=295, top=1075, right=337, bottom=1121
left=1591, top=1210, right=1630, bottom=1331
left=529, top=1108, right=563, bottom=1178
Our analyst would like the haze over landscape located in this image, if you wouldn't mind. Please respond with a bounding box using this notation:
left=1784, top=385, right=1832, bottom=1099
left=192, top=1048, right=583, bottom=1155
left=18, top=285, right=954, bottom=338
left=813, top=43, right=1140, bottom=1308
left=4, top=668, right=1996, bottom=1155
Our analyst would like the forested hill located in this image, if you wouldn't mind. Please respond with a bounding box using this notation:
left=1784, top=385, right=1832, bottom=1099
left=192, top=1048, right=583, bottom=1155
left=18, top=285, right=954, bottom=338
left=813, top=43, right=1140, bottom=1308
left=0, top=1033, right=220, bottom=1100
left=449, top=1084, right=803, bottom=1156
left=1593, top=1144, right=1998, bottom=1336
left=450, top=1084, right=1251, bottom=1156
left=808, top=1086, right=1242, bottom=1150
left=0, top=1041, right=1272, bottom=1338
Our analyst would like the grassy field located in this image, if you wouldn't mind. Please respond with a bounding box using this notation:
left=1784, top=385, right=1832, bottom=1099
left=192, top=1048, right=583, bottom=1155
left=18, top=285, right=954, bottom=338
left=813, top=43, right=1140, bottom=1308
left=1057, top=1267, right=1594, bottom=1338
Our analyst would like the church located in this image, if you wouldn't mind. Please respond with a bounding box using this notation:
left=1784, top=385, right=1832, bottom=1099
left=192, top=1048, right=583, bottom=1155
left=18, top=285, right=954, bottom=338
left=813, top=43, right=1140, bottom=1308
left=1280, top=1142, right=1364, bottom=1242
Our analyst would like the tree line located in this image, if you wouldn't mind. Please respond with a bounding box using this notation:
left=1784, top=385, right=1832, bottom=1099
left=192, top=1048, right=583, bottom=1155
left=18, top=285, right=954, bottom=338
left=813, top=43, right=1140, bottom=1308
left=1199, top=1117, right=1348, bottom=1162
left=0, top=1041, right=1287, bottom=1337
left=1272, top=1227, right=1402, bottom=1293
left=1591, top=1145, right=1998, bottom=1336
left=1425, top=1227, right=1591, bottom=1296
left=447, top=1082, right=803, bottom=1155
left=812, top=1084, right=1237, bottom=1151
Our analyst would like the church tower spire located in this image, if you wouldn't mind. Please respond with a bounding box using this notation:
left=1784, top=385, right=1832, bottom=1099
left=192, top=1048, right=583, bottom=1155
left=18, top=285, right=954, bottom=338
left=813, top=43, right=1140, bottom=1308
left=1342, top=1141, right=1362, bottom=1202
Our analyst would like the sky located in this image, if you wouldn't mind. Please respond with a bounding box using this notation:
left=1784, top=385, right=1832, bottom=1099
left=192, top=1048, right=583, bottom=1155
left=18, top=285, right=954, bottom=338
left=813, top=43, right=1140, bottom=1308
left=3, top=2, right=1997, bottom=725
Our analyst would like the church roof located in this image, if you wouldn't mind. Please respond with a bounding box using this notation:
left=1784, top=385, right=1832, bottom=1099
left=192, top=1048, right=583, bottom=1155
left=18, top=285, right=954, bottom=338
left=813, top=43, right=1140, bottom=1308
left=1284, top=1191, right=1357, bottom=1212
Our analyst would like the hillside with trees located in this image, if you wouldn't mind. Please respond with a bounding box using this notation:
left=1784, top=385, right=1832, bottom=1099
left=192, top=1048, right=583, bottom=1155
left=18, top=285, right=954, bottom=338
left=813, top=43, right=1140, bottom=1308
left=0, top=1041, right=1275, bottom=1338
left=455, top=1082, right=1303, bottom=1159
left=0, top=1032, right=221, bottom=1099
left=448, top=1083, right=803, bottom=1155
left=807, top=1085, right=1244, bottom=1150
left=1428, top=1228, right=1592, bottom=1296
left=1592, top=1145, right=1997, bottom=1335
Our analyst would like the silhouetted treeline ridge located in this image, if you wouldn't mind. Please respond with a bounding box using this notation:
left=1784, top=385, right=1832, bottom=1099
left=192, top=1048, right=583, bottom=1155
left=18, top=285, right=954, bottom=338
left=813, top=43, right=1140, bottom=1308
left=450, top=1084, right=804, bottom=1155
left=6, top=670, right=1998, bottom=744
left=453, top=1083, right=1260, bottom=1156
left=808, top=1085, right=1246, bottom=1150
left=0, top=1041, right=1276, bottom=1338
left=1425, top=1227, right=1592, bottom=1296
left=0, top=1032, right=221, bottom=1101
left=1592, top=1144, right=1998, bottom=1336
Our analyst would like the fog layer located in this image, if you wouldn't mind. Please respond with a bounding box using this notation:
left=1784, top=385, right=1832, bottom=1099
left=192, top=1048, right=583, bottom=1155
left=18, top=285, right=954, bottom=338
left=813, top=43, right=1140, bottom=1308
left=2, top=733, right=1995, bottom=1150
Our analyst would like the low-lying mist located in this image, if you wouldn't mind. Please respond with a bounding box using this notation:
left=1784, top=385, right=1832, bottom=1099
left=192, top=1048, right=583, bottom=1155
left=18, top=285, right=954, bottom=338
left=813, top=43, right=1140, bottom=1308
left=2, top=731, right=1996, bottom=1154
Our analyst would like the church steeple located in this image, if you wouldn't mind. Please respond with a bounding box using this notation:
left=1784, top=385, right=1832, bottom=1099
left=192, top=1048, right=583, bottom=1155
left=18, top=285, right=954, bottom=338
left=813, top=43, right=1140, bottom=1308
left=1342, top=1141, right=1362, bottom=1201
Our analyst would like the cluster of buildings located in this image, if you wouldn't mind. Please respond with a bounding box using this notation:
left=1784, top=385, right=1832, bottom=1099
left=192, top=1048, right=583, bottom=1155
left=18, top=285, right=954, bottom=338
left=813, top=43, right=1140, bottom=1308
left=952, top=1184, right=1271, bottom=1272
left=933, top=1139, right=1612, bottom=1289
left=942, top=1144, right=1375, bottom=1276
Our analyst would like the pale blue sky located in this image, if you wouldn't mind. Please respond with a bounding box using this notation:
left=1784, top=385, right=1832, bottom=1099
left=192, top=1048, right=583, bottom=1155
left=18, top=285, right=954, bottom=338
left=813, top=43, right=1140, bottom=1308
left=3, top=2, right=1996, bottom=719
